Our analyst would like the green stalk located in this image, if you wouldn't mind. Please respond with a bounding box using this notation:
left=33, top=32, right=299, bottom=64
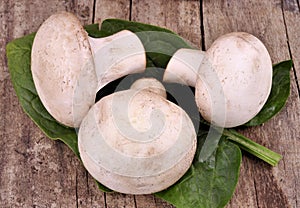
left=223, top=129, right=282, bottom=166
left=195, top=118, right=282, bottom=166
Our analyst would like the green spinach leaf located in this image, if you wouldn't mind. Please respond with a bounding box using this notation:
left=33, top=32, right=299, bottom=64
left=245, top=60, right=292, bottom=126
left=156, top=136, right=242, bottom=208
left=84, top=24, right=109, bottom=38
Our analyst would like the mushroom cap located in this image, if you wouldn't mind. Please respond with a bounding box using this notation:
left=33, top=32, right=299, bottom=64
left=31, top=12, right=97, bottom=127
left=130, top=77, right=167, bottom=98
left=195, top=32, right=272, bottom=127
left=78, top=88, right=197, bottom=194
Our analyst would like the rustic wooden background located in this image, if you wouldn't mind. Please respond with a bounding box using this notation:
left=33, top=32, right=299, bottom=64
left=0, top=0, right=299, bottom=207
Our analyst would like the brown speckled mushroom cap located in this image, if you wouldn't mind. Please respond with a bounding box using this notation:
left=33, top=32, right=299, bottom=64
left=164, top=32, right=272, bottom=128
left=31, top=12, right=97, bottom=127
left=78, top=79, right=197, bottom=194
left=130, top=77, right=167, bottom=98
left=196, top=32, right=272, bottom=128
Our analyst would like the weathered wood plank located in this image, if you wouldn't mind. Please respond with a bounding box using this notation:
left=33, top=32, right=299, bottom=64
left=132, top=0, right=202, bottom=48
left=0, top=0, right=105, bottom=207
left=94, top=0, right=131, bottom=24
left=281, top=1, right=300, bottom=207
left=283, top=0, right=300, bottom=97
left=134, top=195, right=156, bottom=208
left=203, top=1, right=300, bottom=207
left=105, top=193, right=137, bottom=208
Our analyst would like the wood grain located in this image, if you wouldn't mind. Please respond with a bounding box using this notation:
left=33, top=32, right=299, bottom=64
left=0, top=1, right=105, bottom=207
left=132, top=0, right=201, bottom=48
left=281, top=1, right=300, bottom=207
left=94, top=0, right=131, bottom=24
left=0, top=0, right=299, bottom=207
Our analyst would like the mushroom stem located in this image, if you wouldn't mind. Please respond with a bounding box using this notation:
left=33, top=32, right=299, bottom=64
left=223, top=129, right=282, bottom=166
left=88, top=30, right=146, bottom=91
left=163, top=48, right=205, bottom=87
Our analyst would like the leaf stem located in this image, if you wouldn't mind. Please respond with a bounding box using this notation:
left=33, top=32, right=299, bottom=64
left=223, top=129, right=282, bottom=166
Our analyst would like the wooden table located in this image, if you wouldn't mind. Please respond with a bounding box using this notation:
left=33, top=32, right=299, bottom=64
left=0, top=0, right=299, bottom=207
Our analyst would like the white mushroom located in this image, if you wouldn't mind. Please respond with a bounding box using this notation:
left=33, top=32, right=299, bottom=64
left=130, top=77, right=167, bottom=98
left=163, top=32, right=272, bottom=128
left=31, top=12, right=146, bottom=127
left=78, top=78, right=197, bottom=194
left=163, top=48, right=205, bottom=86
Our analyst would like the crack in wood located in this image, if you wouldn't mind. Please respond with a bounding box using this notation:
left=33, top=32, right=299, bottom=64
left=75, top=169, right=79, bottom=208
left=129, top=0, right=133, bottom=21
left=253, top=178, right=260, bottom=208
left=133, top=195, right=138, bottom=208
left=92, top=0, right=96, bottom=23
left=199, top=0, right=206, bottom=51
left=104, top=193, right=107, bottom=208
